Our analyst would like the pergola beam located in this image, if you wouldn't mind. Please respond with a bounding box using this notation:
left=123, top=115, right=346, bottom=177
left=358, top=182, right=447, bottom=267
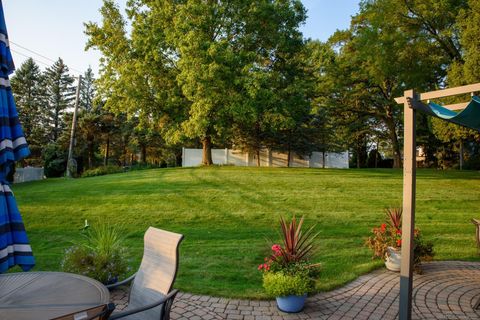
left=394, top=99, right=469, bottom=111
left=395, top=83, right=480, bottom=105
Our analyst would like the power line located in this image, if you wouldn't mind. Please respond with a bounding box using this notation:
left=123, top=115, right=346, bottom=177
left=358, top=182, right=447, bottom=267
left=10, top=41, right=57, bottom=64
left=10, top=41, right=84, bottom=75
left=10, top=49, right=51, bottom=68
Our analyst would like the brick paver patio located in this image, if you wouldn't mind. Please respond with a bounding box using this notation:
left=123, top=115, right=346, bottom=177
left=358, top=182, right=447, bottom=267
left=110, top=261, right=480, bottom=319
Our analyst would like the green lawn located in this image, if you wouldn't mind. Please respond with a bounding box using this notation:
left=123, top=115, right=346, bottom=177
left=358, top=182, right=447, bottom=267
left=12, top=167, right=480, bottom=298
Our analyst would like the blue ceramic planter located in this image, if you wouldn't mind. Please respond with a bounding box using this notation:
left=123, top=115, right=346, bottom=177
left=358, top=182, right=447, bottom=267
left=276, top=294, right=307, bottom=313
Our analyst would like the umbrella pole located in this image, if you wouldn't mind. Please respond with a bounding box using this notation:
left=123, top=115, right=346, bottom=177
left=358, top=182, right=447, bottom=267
left=67, top=75, right=82, bottom=178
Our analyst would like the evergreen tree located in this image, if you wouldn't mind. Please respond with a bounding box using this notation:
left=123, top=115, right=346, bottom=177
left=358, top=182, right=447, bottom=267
left=10, top=58, right=48, bottom=161
left=44, top=58, right=75, bottom=142
left=80, top=67, right=96, bottom=112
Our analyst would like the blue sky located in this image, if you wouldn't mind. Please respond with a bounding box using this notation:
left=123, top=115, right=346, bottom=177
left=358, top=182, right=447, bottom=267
left=3, top=1, right=359, bottom=76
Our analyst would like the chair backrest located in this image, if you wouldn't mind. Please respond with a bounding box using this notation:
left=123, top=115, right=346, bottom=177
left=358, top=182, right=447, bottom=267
left=472, top=218, right=480, bottom=248
left=50, top=303, right=115, bottom=320
left=127, top=227, right=184, bottom=319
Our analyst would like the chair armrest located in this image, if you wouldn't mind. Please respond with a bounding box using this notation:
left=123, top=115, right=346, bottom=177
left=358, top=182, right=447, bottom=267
left=109, top=289, right=178, bottom=320
left=106, top=273, right=137, bottom=290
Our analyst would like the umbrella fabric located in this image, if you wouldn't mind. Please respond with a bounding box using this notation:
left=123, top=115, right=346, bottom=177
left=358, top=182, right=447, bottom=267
left=408, top=96, right=480, bottom=131
left=0, top=0, right=34, bottom=273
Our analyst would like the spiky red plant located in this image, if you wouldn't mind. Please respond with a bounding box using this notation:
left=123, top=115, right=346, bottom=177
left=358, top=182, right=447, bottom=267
left=385, top=207, right=402, bottom=231
left=274, top=216, right=318, bottom=266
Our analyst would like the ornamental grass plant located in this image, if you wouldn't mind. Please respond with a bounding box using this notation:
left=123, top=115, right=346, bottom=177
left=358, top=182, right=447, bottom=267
left=61, top=223, right=131, bottom=284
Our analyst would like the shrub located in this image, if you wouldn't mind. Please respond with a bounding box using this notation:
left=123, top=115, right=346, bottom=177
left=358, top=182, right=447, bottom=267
left=81, top=165, right=124, bottom=178
left=43, top=143, right=67, bottom=178
left=61, top=223, right=130, bottom=284
left=262, top=270, right=314, bottom=297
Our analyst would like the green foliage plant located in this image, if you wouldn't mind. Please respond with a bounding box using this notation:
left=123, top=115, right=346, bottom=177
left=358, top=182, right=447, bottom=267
left=43, top=143, right=67, bottom=177
left=61, top=223, right=130, bottom=284
left=262, top=270, right=312, bottom=298
left=366, top=207, right=434, bottom=272
left=259, top=216, right=320, bottom=297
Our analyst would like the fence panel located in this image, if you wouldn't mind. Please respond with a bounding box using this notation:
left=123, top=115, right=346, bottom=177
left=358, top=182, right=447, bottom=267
left=14, top=167, right=44, bottom=183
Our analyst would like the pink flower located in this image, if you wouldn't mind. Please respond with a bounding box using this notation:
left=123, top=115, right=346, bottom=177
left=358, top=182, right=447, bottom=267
left=258, top=264, right=263, bottom=270
left=272, top=244, right=282, bottom=252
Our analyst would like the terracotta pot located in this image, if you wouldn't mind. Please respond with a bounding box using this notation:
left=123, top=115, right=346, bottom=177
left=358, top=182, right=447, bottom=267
left=385, top=246, right=401, bottom=272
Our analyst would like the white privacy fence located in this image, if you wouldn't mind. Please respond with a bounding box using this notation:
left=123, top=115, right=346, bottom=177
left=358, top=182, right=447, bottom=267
left=14, top=167, right=45, bottom=183
left=182, top=148, right=349, bottom=168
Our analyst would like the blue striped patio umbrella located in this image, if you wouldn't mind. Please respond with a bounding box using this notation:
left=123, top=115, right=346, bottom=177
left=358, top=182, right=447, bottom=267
left=0, top=0, right=34, bottom=273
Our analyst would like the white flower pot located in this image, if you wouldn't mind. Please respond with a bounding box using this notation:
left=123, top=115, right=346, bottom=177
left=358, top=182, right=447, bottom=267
left=385, top=246, right=401, bottom=272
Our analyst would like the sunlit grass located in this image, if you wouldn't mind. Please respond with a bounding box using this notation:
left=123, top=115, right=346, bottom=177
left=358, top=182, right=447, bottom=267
left=12, top=167, right=480, bottom=298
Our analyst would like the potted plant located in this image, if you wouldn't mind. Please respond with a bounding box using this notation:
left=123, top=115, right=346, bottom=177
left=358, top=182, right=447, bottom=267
left=61, top=222, right=131, bottom=285
left=366, top=207, right=434, bottom=273
left=258, top=216, right=320, bottom=313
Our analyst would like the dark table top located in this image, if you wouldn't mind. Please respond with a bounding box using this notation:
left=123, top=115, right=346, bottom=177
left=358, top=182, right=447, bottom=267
left=0, top=271, right=110, bottom=320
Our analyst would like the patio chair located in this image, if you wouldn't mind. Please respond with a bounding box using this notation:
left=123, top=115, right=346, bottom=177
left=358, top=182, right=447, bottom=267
left=106, top=227, right=184, bottom=320
left=51, top=303, right=115, bottom=320
left=471, top=218, right=480, bottom=250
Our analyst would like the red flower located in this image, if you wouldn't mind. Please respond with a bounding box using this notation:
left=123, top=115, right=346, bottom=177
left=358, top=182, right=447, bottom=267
left=271, top=244, right=281, bottom=252
left=396, top=239, right=402, bottom=247
left=396, top=229, right=402, bottom=235
left=380, top=223, right=386, bottom=232
left=258, top=264, right=263, bottom=270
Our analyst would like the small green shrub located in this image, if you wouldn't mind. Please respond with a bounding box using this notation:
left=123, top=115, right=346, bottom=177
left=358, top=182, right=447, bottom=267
left=43, top=143, right=67, bottom=177
left=61, top=224, right=130, bottom=284
left=82, top=166, right=124, bottom=178
left=262, top=271, right=314, bottom=297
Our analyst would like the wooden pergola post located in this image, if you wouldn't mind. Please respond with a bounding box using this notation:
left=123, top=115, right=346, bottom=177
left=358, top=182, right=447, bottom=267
left=394, top=82, right=480, bottom=320
left=399, top=89, right=416, bottom=320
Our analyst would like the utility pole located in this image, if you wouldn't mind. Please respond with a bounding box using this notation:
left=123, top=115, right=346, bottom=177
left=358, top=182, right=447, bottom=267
left=67, top=75, right=82, bottom=178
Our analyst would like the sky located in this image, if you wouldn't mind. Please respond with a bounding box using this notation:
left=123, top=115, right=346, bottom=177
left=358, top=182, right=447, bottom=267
left=3, top=1, right=359, bottom=76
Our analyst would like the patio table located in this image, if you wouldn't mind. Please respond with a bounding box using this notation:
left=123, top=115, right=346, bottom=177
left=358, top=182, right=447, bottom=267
left=0, top=271, right=110, bottom=320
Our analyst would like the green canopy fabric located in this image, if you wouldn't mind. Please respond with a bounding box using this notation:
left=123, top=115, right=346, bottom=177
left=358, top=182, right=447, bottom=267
left=408, top=96, right=480, bottom=131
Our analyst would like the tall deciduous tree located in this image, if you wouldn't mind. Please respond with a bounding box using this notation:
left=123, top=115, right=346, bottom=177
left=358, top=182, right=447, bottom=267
left=86, top=0, right=309, bottom=165
left=44, top=58, right=75, bottom=142
left=324, top=0, right=446, bottom=167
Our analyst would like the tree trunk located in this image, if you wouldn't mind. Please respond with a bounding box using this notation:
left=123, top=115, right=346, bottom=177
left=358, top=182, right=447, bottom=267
left=141, top=145, right=147, bottom=164
left=322, top=151, right=326, bottom=169
left=287, top=146, right=291, bottom=167
left=87, top=139, right=94, bottom=169
left=256, top=149, right=260, bottom=167
left=202, top=136, right=213, bottom=165
left=459, top=140, right=463, bottom=170
left=384, top=114, right=401, bottom=168
left=356, top=144, right=361, bottom=169
left=104, top=135, right=110, bottom=166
